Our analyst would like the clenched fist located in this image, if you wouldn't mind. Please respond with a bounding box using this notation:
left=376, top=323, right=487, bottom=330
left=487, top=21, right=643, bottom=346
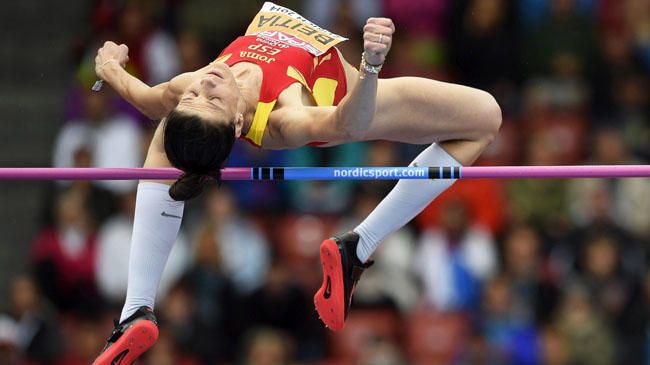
left=95, top=41, right=129, bottom=80
left=362, top=17, right=395, bottom=66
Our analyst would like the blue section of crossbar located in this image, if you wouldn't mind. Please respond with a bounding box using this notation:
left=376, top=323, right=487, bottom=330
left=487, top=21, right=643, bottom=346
left=277, top=167, right=434, bottom=180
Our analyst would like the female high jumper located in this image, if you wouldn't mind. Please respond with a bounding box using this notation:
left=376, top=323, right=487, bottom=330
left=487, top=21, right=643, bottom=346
left=91, top=3, right=501, bottom=364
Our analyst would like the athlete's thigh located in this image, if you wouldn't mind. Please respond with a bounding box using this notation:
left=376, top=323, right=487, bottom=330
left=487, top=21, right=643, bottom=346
left=365, top=77, right=496, bottom=144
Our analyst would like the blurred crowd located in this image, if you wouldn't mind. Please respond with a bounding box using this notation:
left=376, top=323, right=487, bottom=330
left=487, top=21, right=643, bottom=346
left=1, top=0, right=650, bottom=364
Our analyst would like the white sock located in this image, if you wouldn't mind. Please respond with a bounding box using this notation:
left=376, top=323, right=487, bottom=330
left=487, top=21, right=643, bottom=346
left=354, top=143, right=460, bottom=262
left=120, top=182, right=184, bottom=322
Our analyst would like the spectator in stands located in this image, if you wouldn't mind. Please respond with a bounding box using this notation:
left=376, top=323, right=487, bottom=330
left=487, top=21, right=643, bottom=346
left=180, top=220, right=238, bottom=362
left=538, top=325, right=571, bottom=365
left=242, top=259, right=326, bottom=361
left=620, top=0, right=650, bottom=70
left=603, top=70, right=650, bottom=161
left=502, top=224, right=560, bottom=325
left=357, top=337, right=407, bottom=365
left=304, top=0, right=381, bottom=31
left=450, top=0, right=518, bottom=97
left=240, top=327, right=295, bottom=365
left=481, top=274, right=541, bottom=365
left=567, top=176, right=646, bottom=280
left=91, top=0, right=180, bottom=85
left=554, top=282, right=615, bottom=365
left=578, top=233, right=645, bottom=364
left=382, top=0, right=450, bottom=78
left=0, top=276, right=63, bottom=364
left=414, top=199, right=497, bottom=312
left=31, top=188, right=99, bottom=313
left=55, top=315, right=106, bottom=365
left=569, top=128, right=650, bottom=239
left=507, top=129, right=571, bottom=233
left=176, top=0, right=261, bottom=52
left=154, top=282, right=205, bottom=363
left=523, top=0, right=599, bottom=81
left=0, top=315, right=17, bottom=365
left=197, top=186, right=270, bottom=295
left=53, top=88, right=142, bottom=194
left=643, top=270, right=650, bottom=365
left=41, top=147, right=116, bottom=229
left=176, top=30, right=209, bottom=73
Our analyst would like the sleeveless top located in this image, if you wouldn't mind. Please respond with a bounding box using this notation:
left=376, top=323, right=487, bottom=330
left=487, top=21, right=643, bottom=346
left=212, top=2, right=349, bottom=147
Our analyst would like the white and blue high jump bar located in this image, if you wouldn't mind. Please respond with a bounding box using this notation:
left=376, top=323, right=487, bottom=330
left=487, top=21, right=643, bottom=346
left=0, top=165, right=649, bottom=180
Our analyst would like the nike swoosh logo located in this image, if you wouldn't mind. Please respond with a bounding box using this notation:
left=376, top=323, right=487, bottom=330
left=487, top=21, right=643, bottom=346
left=323, top=276, right=332, bottom=299
left=161, top=211, right=181, bottom=219
left=111, top=349, right=129, bottom=365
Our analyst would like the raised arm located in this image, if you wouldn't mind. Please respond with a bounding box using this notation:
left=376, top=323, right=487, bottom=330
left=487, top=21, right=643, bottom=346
left=94, top=41, right=179, bottom=120
left=277, top=18, right=395, bottom=147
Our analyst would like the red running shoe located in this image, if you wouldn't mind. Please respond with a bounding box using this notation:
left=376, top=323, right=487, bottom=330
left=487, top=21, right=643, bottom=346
left=92, top=306, right=159, bottom=365
left=314, top=232, right=373, bottom=331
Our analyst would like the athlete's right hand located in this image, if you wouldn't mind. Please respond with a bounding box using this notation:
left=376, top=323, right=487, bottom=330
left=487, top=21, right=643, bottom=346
left=362, top=17, right=394, bottom=66
left=95, top=41, right=129, bottom=80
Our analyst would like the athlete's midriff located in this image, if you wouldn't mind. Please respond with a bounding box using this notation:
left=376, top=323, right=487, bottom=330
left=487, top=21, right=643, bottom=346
left=214, top=35, right=347, bottom=147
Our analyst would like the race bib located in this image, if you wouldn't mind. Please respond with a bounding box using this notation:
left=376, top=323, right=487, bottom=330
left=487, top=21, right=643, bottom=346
left=245, top=2, right=347, bottom=56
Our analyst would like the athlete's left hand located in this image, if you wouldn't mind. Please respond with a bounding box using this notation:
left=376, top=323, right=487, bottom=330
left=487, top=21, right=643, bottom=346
left=362, top=17, right=395, bottom=66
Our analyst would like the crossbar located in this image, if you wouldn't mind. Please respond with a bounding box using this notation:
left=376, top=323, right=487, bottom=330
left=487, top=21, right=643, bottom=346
left=0, top=165, right=648, bottom=181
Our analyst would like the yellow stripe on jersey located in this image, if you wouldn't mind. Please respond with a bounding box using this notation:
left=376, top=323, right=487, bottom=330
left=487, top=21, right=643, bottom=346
left=286, top=66, right=311, bottom=91
left=211, top=53, right=232, bottom=64
left=312, top=77, right=338, bottom=106
left=245, top=100, right=277, bottom=146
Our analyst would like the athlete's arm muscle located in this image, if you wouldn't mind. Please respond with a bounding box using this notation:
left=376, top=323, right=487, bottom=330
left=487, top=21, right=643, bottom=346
left=95, top=41, right=199, bottom=120
left=104, top=69, right=177, bottom=120
left=273, top=106, right=341, bottom=147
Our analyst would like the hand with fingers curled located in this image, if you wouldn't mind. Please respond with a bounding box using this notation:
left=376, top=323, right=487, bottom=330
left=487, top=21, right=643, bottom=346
left=362, top=17, right=395, bottom=69
left=94, top=41, right=130, bottom=80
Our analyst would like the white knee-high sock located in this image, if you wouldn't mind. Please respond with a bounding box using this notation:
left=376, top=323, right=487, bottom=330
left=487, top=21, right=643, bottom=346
left=120, top=182, right=184, bottom=321
left=354, top=143, right=460, bottom=262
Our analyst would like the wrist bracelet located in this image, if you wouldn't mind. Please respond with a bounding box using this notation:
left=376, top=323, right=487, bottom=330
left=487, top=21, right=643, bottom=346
left=92, top=60, right=119, bottom=92
left=360, top=52, right=382, bottom=78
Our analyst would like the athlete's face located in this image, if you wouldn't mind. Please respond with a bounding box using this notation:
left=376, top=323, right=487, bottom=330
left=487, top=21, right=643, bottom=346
left=176, top=63, right=242, bottom=135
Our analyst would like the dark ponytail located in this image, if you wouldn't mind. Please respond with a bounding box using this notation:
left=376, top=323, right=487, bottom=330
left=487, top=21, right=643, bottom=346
left=163, top=109, right=236, bottom=201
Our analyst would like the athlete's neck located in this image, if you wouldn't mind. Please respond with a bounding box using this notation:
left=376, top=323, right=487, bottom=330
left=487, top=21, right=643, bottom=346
left=231, top=63, right=262, bottom=135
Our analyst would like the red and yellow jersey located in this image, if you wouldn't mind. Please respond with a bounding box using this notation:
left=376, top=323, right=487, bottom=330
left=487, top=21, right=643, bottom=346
left=213, top=2, right=349, bottom=147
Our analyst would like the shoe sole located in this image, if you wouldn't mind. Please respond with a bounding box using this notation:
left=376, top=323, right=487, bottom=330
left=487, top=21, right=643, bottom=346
left=314, top=238, right=345, bottom=331
left=92, top=320, right=158, bottom=365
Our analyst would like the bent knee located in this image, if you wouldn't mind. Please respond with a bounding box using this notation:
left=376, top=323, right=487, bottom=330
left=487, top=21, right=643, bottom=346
left=474, top=91, right=502, bottom=144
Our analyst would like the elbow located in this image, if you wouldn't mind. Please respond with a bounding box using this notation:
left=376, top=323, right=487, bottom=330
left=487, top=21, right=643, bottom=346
left=336, top=110, right=370, bottom=141
left=342, top=125, right=368, bottom=140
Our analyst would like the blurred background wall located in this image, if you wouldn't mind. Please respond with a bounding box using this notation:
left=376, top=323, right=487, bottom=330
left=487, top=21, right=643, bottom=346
left=0, top=0, right=91, bottom=305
